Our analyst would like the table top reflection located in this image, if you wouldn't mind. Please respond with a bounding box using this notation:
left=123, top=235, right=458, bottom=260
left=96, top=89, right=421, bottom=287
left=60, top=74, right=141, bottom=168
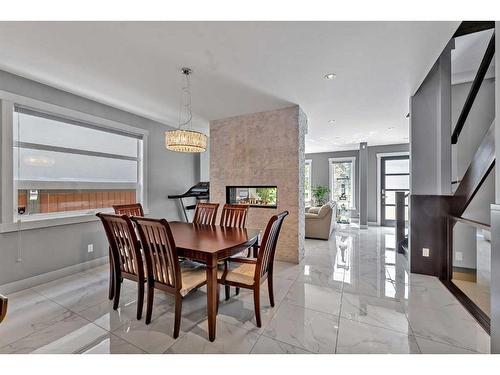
left=168, top=221, right=260, bottom=254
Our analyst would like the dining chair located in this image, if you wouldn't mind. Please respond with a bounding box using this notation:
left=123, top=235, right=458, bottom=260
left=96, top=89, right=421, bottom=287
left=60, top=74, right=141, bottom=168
left=218, top=211, right=289, bottom=327
left=113, top=203, right=144, bottom=217
left=107, top=203, right=145, bottom=300
left=219, top=203, right=249, bottom=295
left=193, top=202, right=219, bottom=225
left=219, top=204, right=249, bottom=228
left=96, top=213, right=146, bottom=320
left=131, top=216, right=208, bottom=338
left=0, top=294, right=7, bottom=323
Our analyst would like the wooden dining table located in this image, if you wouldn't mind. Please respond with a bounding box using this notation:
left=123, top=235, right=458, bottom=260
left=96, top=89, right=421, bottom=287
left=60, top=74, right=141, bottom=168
left=168, top=221, right=260, bottom=341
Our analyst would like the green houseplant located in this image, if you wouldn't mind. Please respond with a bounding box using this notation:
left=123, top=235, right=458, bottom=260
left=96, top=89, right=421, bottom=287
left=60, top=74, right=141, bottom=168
left=311, top=185, right=330, bottom=206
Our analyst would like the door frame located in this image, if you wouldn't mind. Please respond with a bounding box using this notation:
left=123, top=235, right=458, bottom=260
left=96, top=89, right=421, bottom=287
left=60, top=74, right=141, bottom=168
left=376, top=151, right=409, bottom=226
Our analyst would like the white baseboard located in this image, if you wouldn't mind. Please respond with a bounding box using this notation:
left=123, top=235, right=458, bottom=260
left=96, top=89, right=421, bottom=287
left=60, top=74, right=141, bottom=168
left=0, top=256, right=108, bottom=295
left=368, top=221, right=379, bottom=226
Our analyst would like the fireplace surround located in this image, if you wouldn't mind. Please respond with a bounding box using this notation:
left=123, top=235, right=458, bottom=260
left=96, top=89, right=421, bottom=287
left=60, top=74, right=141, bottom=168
left=226, top=186, right=277, bottom=208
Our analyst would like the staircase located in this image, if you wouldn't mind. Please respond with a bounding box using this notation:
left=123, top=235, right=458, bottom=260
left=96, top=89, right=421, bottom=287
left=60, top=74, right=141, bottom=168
left=450, top=31, right=496, bottom=217
left=442, top=27, right=495, bottom=333
left=451, top=119, right=495, bottom=217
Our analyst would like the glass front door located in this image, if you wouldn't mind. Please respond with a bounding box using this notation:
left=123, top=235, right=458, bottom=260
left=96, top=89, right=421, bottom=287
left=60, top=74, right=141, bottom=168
left=381, top=156, right=409, bottom=227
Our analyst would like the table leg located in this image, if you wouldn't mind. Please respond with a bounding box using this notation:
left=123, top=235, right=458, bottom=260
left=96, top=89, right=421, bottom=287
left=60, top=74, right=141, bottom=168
left=206, top=258, right=218, bottom=342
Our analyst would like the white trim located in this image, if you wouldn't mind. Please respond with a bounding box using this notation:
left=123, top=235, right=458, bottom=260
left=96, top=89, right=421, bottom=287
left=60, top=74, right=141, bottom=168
left=376, top=151, right=410, bottom=225
left=0, top=256, right=108, bottom=295
left=1, top=101, right=15, bottom=229
left=15, top=181, right=137, bottom=190
left=0, top=91, right=150, bottom=230
left=328, top=156, right=356, bottom=210
left=1, top=210, right=103, bottom=233
left=0, top=90, right=150, bottom=136
left=305, top=159, right=312, bottom=205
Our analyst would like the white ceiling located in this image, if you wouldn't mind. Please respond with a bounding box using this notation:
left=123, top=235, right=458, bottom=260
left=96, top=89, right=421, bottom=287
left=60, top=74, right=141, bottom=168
left=0, top=21, right=459, bottom=153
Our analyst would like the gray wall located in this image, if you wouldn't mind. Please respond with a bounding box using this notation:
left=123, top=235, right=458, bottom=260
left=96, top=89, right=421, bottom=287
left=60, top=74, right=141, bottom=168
left=306, top=149, right=359, bottom=216
left=452, top=223, right=477, bottom=269
left=0, top=70, right=198, bottom=286
left=410, top=45, right=452, bottom=196
left=306, top=143, right=409, bottom=223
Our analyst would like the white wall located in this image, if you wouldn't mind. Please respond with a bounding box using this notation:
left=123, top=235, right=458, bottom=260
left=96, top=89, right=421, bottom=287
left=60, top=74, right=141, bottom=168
left=0, top=69, right=198, bottom=287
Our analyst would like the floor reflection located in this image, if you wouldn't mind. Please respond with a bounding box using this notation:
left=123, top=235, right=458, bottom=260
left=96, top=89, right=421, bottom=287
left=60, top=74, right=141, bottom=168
left=0, top=225, right=489, bottom=353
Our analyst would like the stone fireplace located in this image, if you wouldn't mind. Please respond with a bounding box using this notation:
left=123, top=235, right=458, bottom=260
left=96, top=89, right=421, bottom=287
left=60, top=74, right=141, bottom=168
left=210, top=106, right=306, bottom=263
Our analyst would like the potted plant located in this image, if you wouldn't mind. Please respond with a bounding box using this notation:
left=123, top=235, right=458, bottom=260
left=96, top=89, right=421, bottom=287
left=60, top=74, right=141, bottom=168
left=312, top=185, right=330, bottom=207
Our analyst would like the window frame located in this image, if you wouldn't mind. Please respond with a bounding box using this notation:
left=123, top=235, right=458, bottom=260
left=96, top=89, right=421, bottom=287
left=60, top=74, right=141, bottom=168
left=0, top=91, right=149, bottom=233
left=304, top=159, right=312, bottom=206
left=328, top=156, right=356, bottom=210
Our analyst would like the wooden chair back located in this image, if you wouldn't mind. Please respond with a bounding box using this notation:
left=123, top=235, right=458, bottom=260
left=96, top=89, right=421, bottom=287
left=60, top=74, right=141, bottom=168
left=256, top=211, right=289, bottom=279
left=97, top=213, right=144, bottom=280
left=193, top=202, right=219, bottom=225
left=113, top=203, right=144, bottom=217
left=220, top=204, right=249, bottom=228
left=0, top=295, right=7, bottom=323
left=131, top=217, right=181, bottom=292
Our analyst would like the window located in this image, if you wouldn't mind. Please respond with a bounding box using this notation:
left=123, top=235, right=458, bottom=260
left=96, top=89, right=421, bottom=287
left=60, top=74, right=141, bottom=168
left=329, top=157, right=355, bottom=209
left=304, top=159, right=312, bottom=205
left=12, top=106, right=144, bottom=223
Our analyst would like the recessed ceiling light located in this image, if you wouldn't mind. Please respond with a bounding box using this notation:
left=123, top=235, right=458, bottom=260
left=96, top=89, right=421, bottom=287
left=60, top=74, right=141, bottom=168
left=328, top=119, right=335, bottom=124
left=324, top=73, right=336, bottom=80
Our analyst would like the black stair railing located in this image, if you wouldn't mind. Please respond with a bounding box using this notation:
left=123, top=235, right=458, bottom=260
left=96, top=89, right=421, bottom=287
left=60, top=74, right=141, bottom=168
left=451, top=32, right=495, bottom=144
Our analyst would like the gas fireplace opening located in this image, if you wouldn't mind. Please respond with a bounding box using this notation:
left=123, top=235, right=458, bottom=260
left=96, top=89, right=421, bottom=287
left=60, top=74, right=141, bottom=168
left=226, top=186, right=277, bottom=208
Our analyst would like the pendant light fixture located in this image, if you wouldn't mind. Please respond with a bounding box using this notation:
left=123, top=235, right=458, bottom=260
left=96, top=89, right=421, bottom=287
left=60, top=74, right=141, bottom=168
left=165, top=67, right=207, bottom=153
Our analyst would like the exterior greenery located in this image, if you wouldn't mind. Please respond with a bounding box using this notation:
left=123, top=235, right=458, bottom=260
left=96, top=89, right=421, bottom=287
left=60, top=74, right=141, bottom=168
left=255, top=187, right=277, bottom=205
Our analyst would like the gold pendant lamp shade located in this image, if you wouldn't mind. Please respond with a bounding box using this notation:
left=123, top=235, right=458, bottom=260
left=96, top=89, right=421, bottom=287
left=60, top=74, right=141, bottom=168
left=165, top=129, right=207, bottom=153
left=165, top=67, right=207, bottom=153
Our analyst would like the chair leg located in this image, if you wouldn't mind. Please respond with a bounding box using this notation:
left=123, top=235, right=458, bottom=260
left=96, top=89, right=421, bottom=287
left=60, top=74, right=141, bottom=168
left=145, top=281, right=154, bottom=325
left=268, top=277, right=275, bottom=307
left=108, top=259, right=114, bottom=300
left=173, top=293, right=182, bottom=339
left=252, top=245, right=258, bottom=258
left=236, top=287, right=240, bottom=295
left=225, top=285, right=230, bottom=300
left=136, top=280, right=145, bottom=320
left=112, top=275, right=121, bottom=310
left=253, top=287, right=261, bottom=328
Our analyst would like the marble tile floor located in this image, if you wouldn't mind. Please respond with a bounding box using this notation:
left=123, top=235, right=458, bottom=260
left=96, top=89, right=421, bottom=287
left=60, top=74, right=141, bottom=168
left=0, top=225, right=490, bottom=354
